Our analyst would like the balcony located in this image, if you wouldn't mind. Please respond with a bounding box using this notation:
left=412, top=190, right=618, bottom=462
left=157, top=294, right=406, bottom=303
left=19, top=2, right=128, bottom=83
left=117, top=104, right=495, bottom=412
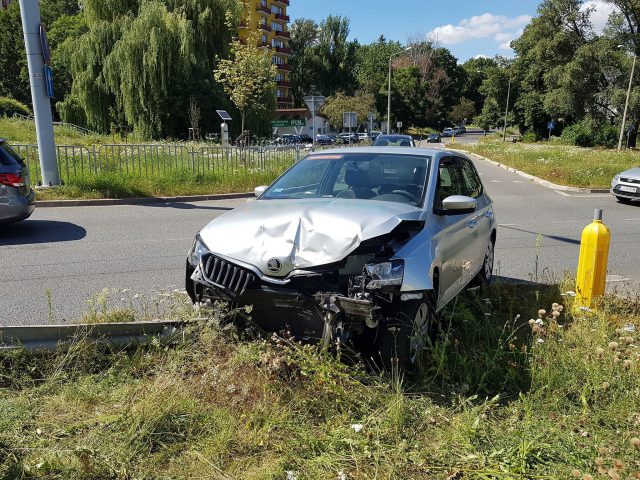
left=256, top=4, right=270, bottom=15
left=277, top=79, right=291, bottom=87
left=273, top=0, right=289, bottom=5
left=277, top=96, right=292, bottom=104
left=274, top=63, right=291, bottom=71
left=258, top=41, right=271, bottom=48
left=275, top=46, right=292, bottom=55
left=275, top=30, right=290, bottom=39
left=275, top=13, right=290, bottom=21
left=259, top=24, right=271, bottom=32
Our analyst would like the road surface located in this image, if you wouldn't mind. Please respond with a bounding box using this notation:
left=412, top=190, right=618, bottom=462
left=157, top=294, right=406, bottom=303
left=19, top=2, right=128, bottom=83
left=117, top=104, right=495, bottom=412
left=1, top=155, right=638, bottom=325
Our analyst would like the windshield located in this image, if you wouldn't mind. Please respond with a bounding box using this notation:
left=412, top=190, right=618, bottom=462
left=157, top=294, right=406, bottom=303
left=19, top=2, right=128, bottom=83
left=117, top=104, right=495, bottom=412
left=262, top=152, right=430, bottom=206
left=373, top=136, right=414, bottom=147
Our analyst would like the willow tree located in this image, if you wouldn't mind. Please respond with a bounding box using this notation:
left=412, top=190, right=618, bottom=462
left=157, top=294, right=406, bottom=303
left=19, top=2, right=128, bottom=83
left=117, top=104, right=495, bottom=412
left=58, top=0, right=240, bottom=138
left=213, top=31, right=277, bottom=134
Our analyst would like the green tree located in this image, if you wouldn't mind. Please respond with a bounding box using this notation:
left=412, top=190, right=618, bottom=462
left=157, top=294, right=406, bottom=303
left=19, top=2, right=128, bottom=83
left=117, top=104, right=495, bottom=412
left=214, top=31, right=277, bottom=134
left=449, top=97, right=477, bottom=125
left=289, top=18, right=319, bottom=107
left=321, top=91, right=376, bottom=130
left=475, top=97, right=502, bottom=132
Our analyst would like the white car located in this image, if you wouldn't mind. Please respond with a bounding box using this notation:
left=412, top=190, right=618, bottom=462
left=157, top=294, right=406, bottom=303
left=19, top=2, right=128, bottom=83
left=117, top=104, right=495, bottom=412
left=186, top=147, right=496, bottom=367
left=358, top=132, right=371, bottom=141
left=611, top=167, right=640, bottom=203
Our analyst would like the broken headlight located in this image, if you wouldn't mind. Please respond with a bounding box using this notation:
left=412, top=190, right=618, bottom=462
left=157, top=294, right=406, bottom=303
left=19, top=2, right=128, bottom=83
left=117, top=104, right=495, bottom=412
left=188, top=235, right=210, bottom=267
left=365, top=260, right=404, bottom=289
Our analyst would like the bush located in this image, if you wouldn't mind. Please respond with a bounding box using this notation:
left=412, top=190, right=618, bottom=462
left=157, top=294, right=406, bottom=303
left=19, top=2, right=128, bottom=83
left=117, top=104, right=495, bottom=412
left=561, top=118, right=619, bottom=148
left=0, top=97, right=31, bottom=118
left=521, top=132, right=538, bottom=143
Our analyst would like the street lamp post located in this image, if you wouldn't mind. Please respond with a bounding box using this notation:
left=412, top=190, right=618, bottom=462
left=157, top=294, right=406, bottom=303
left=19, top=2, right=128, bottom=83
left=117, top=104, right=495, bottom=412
left=618, top=46, right=637, bottom=151
left=502, top=74, right=512, bottom=142
left=387, top=47, right=412, bottom=135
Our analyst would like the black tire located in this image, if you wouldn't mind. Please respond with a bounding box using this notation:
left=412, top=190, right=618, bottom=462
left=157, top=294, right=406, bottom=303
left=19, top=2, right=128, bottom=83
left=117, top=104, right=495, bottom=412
left=471, top=238, right=495, bottom=287
left=376, top=294, right=437, bottom=370
left=616, top=196, right=633, bottom=204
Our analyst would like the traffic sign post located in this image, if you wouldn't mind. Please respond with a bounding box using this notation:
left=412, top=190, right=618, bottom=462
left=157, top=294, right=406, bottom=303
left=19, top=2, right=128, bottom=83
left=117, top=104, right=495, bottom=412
left=547, top=120, right=556, bottom=141
left=343, top=112, right=358, bottom=146
left=367, top=113, right=376, bottom=135
left=397, top=121, right=403, bottom=134
left=303, top=95, right=326, bottom=149
left=18, top=0, right=60, bottom=186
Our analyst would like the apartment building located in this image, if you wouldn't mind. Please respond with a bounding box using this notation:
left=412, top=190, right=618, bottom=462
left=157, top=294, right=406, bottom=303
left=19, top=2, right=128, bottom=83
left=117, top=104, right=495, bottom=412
left=239, top=0, right=292, bottom=110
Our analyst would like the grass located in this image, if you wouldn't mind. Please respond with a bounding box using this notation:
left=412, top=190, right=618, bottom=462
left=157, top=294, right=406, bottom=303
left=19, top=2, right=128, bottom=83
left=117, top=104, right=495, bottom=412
left=2, top=281, right=640, bottom=479
left=1, top=117, right=118, bottom=147
left=452, top=138, right=640, bottom=189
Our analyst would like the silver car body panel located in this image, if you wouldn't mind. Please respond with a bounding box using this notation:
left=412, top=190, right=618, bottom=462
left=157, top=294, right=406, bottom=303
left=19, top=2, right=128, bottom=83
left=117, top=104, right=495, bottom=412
left=195, top=147, right=496, bottom=310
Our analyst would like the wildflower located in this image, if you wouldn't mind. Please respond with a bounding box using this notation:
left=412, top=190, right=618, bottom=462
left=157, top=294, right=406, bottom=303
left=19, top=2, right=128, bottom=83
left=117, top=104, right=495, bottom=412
left=624, top=360, right=632, bottom=369
left=596, top=347, right=605, bottom=357
left=602, top=382, right=610, bottom=390
left=537, top=338, right=545, bottom=344
left=597, top=466, right=608, bottom=475
left=572, top=469, right=582, bottom=478
left=598, top=447, right=610, bottom=455
left=337, top=471, right=347, bottom=480
left=528, top=319, right=536, bottom=326
left=609, top=342, right=619, bottom=351
left=622, top=324, right=636, bottom=333
left=630, top=437, right=640, bottom=448
left=613, top=459, right=624, bottom=469
left=579, top=306, right=593, bottom=312
left=582, top=475, right=594, bottom=480
left=351, top=424, right=363, bottom=433
left=535, top=318, right=544, bottom=325
left=551, top=311, right=561, bottom=319
left=538, top=309, right=547, bottom=317
left=607, top=468, right=620, bottom=480
left=286, top=471, right=298, bottom=480
left=552, top=302, right=560, bottom=310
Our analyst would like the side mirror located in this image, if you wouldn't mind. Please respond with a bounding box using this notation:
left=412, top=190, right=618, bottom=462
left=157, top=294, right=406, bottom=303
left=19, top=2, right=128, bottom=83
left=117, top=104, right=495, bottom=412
left=254, top=185, right=268, bottom=198
left=440, top=195, right=477, bottom=214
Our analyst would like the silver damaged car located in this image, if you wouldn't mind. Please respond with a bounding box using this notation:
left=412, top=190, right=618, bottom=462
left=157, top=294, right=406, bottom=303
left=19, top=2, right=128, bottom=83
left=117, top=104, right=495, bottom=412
left=186, top=148, right=497, bottom=366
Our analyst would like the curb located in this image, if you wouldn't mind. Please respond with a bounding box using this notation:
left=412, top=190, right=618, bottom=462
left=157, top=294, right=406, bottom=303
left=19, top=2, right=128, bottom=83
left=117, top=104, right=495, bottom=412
left=36, top=192, right=254, bottom=208
left=468, top=153, right=611, bottom=194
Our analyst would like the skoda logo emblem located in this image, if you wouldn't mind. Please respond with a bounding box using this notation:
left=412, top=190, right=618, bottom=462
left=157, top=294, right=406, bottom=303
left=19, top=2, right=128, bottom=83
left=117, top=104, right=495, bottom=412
left=267, top=258, right=282, bottom=273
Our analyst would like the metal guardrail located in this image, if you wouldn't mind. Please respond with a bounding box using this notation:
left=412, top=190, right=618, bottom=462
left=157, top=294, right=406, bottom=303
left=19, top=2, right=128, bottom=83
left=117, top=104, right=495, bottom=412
left=0, top=320, right=188, bottom=353
left=10, top=144, right=304, bottom=186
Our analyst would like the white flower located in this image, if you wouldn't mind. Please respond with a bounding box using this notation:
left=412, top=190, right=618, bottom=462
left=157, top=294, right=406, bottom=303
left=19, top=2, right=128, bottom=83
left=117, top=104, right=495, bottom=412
left=537, top=338, right=545, bottom=344
left=623, top=324, right=636, bottom=333
left=578, top=306, right=592, bottom=312
left=286, top=471, right=298, bottom=480
left=350, top=424, right=363, bottom=433
left=535, top=319, right=544, bottom=325
left=337, top=471, right=347, bottom=480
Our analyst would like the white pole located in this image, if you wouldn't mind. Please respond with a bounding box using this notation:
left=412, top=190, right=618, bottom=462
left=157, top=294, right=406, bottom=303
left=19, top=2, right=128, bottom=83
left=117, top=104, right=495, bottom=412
left=387, top=57, right=393, bottom=135
left=18, top=0, right=60, bottom=186
left=311, top=100, right=316, bottom=150
left=618, top=53, right=637, bottom=151
left=502, top=75, right=512, bottom=142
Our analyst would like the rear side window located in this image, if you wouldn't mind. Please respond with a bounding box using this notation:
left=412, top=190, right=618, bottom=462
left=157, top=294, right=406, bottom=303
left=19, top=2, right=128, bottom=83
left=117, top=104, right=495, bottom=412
left=0, top=142, right=24, bottom=167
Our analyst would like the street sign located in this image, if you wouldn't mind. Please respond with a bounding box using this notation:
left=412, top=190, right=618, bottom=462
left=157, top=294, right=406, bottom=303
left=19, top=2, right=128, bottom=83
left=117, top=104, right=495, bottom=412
left=303, top=95, right=326, bottom=113
left=343, top=112, right=358, bottom=129
left=547, top=120, right=556, bottom=131
left=271, top=119, right=306, bottom=128
left=40, top=24, right=51, bottom=65
left=397, top=121, right=403, bottom=128
left=43, top=65, right=54, bottom=98
left=217, top=110, right=232, bottom=122
left=367, top=113, right=376, bottom=122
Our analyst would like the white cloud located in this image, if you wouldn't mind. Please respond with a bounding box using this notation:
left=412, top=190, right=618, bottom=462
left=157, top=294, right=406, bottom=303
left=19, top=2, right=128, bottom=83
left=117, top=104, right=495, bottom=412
left=428, top=13, right=532, bottom=45
left=582, top=0, right=618, bottom=34
left=474, top=54, right=490, bottom=59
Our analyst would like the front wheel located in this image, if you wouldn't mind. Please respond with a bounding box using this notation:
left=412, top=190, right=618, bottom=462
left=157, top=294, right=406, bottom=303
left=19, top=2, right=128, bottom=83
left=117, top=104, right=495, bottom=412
left=471, top=239, right=495, bottom=287
left=616, top=196, right=633, bottom=204
left=376, top=295, right=437, bottom=370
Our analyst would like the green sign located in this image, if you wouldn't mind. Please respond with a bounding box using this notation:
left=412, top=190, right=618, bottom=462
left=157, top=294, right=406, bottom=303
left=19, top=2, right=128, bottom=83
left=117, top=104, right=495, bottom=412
left=271, top=119, right=306, bottom=128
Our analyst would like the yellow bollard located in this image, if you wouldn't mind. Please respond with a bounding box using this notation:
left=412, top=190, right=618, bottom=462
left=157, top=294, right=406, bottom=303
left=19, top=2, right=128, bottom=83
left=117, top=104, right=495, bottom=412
left=576, top=209, right=610, bottom=308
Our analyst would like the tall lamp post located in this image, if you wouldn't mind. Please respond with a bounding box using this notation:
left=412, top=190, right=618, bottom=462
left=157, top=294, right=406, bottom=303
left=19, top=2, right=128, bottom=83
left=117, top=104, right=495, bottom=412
left=502, top=73, right=512, bottom=142
left=618, top=45, right=637, bottom=151
left=387, top=47, right=412, bottom=135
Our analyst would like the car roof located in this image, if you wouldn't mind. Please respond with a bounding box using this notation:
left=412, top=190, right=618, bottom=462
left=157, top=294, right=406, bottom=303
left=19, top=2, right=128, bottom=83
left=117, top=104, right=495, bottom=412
left=377, top=134, right=412, bottom=138
left=308, top=146, right=465, bottom=158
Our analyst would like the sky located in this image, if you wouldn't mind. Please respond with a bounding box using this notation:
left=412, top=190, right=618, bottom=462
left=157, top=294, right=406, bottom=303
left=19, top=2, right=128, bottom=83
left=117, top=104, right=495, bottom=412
left=287, top=0, right=617, bottom=62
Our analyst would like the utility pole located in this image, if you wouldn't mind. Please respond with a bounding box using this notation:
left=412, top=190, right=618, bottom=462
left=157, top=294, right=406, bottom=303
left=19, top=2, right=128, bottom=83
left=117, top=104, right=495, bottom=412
left=502, top=74, right=512, bottom=142
left=18, top=0, right=60, bottom=185
left=387, top=47, right=412, bottom=135
left=618, top=48, right=637, bottom=151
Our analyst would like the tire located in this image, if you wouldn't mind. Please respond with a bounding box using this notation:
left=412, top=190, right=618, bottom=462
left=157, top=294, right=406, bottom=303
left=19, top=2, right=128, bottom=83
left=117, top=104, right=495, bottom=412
left=471, top=238, right=495, bottom=287
left=616, top=196, right=632, bottom=204
left=376, top=294, right=437, bottom=370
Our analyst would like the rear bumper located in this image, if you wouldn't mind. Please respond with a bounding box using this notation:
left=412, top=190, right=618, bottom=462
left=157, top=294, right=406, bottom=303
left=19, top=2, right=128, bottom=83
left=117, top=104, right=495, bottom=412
left=0, top=189, right=36, bottom=224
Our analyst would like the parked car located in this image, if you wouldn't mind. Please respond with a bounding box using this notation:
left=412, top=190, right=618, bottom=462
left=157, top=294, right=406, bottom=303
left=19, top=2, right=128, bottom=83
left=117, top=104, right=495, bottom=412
left=453, top=126, right=465, bottom=136
left=186, top=147, right=496, bottom=367
left=442, top=127, right=454, bottom=137
left=426, top=133, right=442, bottom=143
left=370, top=131, right=383, bottom=141
left=298, top=134, right=313, bottom=145
left=358, top=132, right=371, bottom=142
left=337, top=132, right=360, bottom=144
left=315, top=134, right=335, bottom=146
left=611, top=167, right=640, bottom=203
left=0, top=139, right=35, bottom=224
left=373, top=135, right=416, bottom=147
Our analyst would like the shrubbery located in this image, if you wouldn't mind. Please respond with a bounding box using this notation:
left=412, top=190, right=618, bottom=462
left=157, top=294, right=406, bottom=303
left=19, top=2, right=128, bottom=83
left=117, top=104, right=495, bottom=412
left=561, top=118, right=619, bottom=148
left=0, top=96, right=31, bottom=118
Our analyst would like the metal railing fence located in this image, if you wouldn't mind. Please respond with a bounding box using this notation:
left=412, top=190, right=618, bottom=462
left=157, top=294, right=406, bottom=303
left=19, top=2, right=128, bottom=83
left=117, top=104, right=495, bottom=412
left=10, top=144, right=306, bottom=185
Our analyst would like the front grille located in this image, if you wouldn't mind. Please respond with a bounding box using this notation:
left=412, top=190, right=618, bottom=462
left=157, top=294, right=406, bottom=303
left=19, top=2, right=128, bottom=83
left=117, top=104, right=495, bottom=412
left=613, top=185, right=640, bottom=198
left=201, top=254, right=255, bottom=298
left=621, top=177, right=640, bottom=184
left=248, top=304, right=325, bottom=340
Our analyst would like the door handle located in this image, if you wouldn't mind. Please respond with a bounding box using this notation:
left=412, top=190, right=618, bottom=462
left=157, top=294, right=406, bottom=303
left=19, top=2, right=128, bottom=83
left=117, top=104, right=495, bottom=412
left=468, top=220, right=478, bottom=229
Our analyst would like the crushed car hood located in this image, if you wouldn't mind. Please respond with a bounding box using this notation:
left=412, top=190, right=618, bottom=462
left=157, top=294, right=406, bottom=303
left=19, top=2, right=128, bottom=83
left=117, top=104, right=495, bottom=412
left=199, top=198, right=422, bottom=278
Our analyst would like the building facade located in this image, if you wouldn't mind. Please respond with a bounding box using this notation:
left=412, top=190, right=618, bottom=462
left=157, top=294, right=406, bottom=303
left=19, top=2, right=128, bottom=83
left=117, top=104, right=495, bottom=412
left=239, top=0, right=292, bottom=110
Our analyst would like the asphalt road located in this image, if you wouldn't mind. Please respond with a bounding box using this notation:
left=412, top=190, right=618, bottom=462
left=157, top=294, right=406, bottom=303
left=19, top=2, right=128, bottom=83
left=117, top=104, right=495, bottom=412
left=1, top=155, right=639, bottom=325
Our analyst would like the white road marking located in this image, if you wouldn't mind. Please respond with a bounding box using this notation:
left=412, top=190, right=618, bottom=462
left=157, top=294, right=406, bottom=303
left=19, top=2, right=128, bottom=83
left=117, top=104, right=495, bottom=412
left=499, top=223, right=520, bottom=227
left=490, top=180, right=502, bottom=183
left=554, top=190, right=571, bottom=197
left=607, top=274, right=630, bottom=282
left=512, top=180, right=523, bottom=183
left=625, top=218, right=640, bottom=221
left=569, top=194, right=611, bottom=198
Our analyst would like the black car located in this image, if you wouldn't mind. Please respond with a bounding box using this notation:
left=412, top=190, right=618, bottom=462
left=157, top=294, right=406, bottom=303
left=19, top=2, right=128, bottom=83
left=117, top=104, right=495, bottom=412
left=0, top=139, right=35, bottom=224
left=315, top=134, right=335, bottom=146
left=372, top=135, right=415, bottom=147
left=427, top=133, right=442, bottom=143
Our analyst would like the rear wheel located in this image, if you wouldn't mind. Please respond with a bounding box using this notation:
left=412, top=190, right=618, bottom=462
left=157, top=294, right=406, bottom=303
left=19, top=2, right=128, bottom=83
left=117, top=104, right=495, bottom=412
left=377, top=294, right=437, bottom=370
